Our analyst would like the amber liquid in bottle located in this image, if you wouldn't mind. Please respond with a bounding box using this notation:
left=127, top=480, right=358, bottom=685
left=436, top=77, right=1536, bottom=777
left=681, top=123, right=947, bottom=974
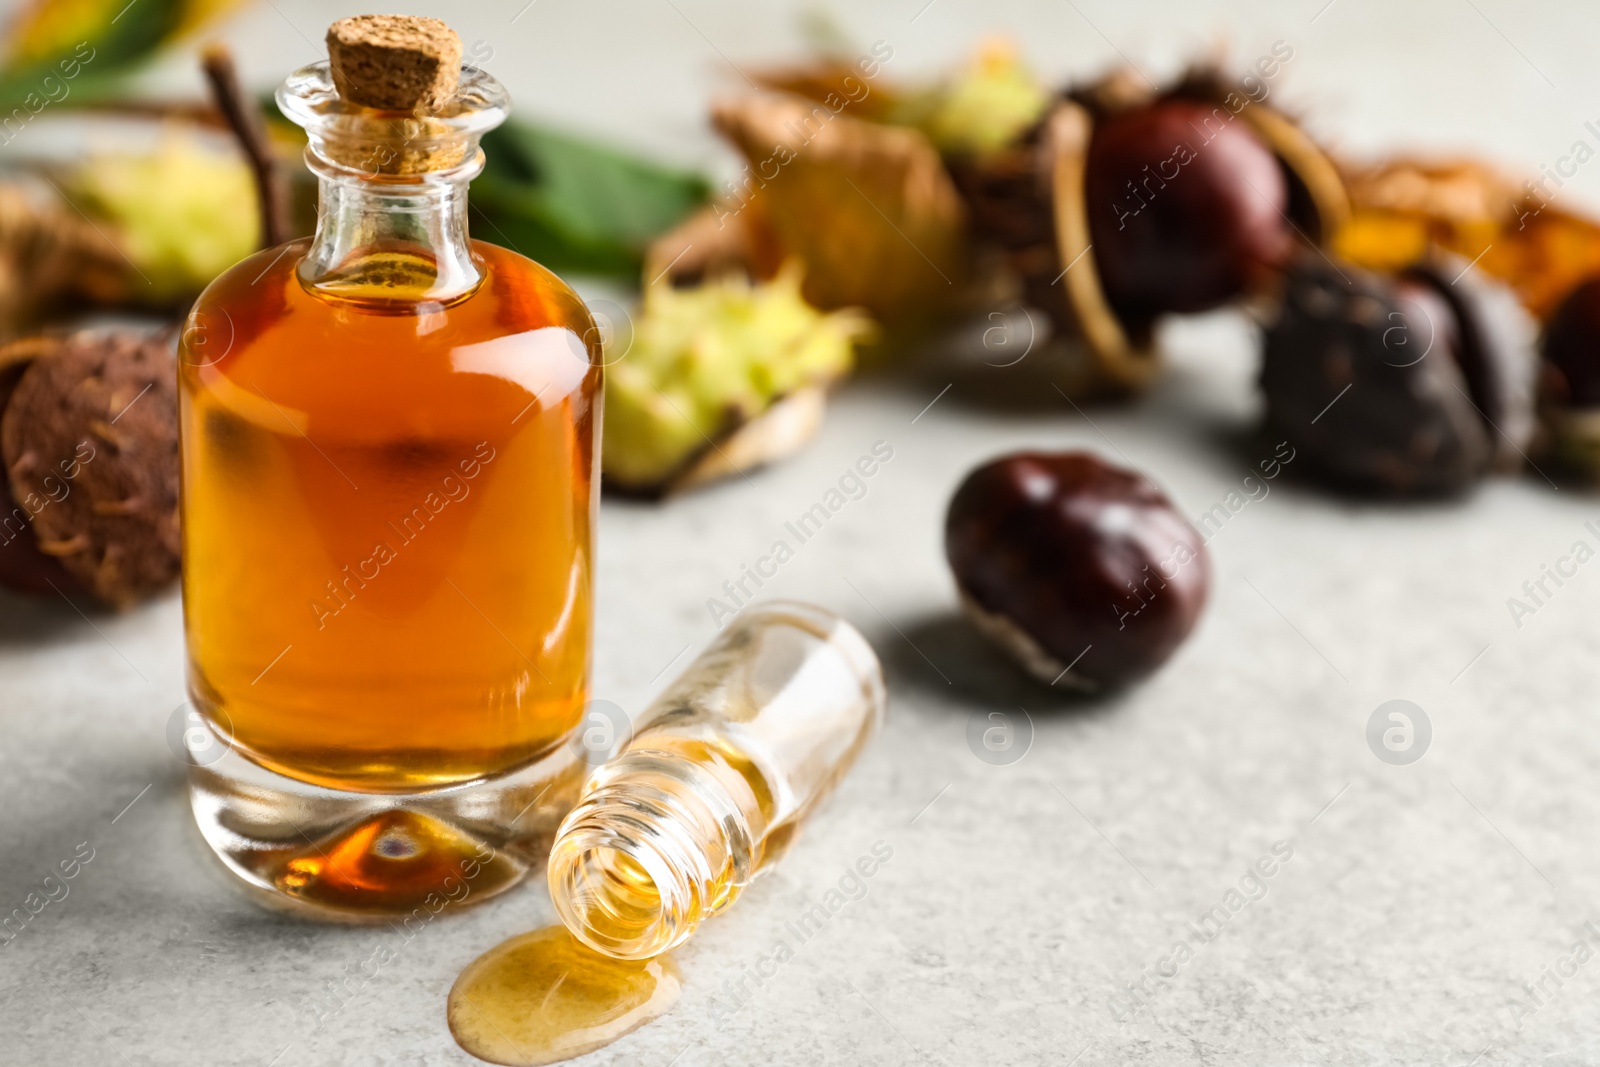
left=181, top=237, right=598, bottom=793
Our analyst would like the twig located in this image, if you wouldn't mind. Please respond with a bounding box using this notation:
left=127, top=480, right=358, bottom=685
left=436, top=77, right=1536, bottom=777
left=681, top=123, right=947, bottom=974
left=200, top=45, right=290, bottom=250
left=74, top=100, right=228, bottom=127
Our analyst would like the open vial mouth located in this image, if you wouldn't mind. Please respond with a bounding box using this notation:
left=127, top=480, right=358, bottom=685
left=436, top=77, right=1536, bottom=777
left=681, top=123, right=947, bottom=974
left=548, top=763, right=752, bottom=960
left=548, top=822, right=704, bottom=961
left=276, top=60, right=510, bottom=180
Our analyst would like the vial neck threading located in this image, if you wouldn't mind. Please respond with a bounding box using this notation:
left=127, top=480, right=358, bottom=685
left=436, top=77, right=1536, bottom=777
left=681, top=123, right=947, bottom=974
left=548, top=752, right=763, bottom=960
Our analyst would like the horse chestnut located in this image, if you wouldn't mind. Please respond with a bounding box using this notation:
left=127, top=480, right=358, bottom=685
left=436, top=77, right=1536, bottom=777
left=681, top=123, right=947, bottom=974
left=1084, top=97, right=1292, bottom=328
left=947, top=66, right=1347, bottom=395
left=944, top=451, right=1210, bottom=691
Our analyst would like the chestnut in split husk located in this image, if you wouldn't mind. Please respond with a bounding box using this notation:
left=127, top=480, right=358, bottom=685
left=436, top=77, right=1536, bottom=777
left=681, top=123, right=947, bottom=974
left=0, top=331, right=181, bottom=606
left=1537, top=276, right=1600, bottom=480
left=1084, top=96, right=1291, bottom=329
left=1260, top=250, right=1537, bottom=496
left=945, top=451, right=1209, bottom=690
left=946, top=66, right=1349, bottom=394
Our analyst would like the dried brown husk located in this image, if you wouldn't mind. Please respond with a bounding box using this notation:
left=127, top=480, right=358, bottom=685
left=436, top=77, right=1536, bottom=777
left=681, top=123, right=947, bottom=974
left=642, top=199, right=784, bottom=293
left=1479, top=207, right=1600, bottom=321
left=753, top=62, right=906, bottom=126
left=666, top=386, right=830, bottom=496
left=1259, top=249, right=1540, bottom=496
left=1041, top=100, right=1159, bottom=389
left=0, top=183, right=131, bottom=338
left=930, top=99, right=1159, bottom=393
left=701, top=94, right=969, bottom=327
left=1335, top=158, right=1514, bottom=279
left=1335, top=156, right=1600, bottom=322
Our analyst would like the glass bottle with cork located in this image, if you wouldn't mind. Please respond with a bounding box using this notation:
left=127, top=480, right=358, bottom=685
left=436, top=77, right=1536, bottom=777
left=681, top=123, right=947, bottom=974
left=179, top=15, right=600, bottom=916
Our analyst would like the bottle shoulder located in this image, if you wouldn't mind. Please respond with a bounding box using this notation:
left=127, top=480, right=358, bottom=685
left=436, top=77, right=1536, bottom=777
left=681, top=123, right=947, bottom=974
left=185, top=238, right=600, bottom=353
left=179, top=236, right=603, bottom=426
left=190, top=238, right=312, bottom=307
left=469, top=240, right=598, bottom=337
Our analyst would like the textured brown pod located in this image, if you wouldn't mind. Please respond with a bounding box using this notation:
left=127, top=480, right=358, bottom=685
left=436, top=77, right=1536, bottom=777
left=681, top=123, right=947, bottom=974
left=0, top=331, right=180, bottom=606
left=0, top=338, right=82, bottom=596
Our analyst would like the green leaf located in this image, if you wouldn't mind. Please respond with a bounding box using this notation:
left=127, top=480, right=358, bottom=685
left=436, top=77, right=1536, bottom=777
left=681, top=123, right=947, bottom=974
left=0, top=0, right=244, bottom=113
left=471, top=122, right=709, bottom=278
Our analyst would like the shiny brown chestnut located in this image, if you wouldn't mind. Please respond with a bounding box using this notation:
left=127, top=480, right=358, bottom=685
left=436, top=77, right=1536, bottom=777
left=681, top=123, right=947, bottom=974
left=1085, top=97, right=1292, bottom=328
left=944, top=451, right=1210, bottom=690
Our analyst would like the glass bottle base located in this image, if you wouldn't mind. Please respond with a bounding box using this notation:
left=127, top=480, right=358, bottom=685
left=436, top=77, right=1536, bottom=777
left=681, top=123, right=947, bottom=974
left=185, top=719, right=586, bottom=921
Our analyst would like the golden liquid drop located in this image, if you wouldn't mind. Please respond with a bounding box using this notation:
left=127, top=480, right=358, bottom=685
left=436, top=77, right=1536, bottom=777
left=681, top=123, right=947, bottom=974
left=448, top=927, right=680, bottom=1066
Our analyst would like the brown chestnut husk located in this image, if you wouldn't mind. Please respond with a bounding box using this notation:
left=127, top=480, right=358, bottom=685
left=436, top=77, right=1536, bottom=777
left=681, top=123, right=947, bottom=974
left=0, top=331, right=180, bottom=607
left=0, top=337, right=82, bottom=597
left=1260, top=250, right=1536, bottom=496
left=945, top=450, right=1210, bottom=691
left=947, top=66, right=1349, bottom=395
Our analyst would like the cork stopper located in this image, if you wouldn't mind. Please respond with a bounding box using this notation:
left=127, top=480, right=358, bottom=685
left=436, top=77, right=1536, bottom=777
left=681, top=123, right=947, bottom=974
left=282, top=19, right=505, bottom=179
left=326, top=15, right=463, bottom=113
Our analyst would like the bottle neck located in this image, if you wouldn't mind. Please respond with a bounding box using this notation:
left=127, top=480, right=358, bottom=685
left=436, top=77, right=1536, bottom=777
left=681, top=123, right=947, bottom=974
left=299, top=168, right=481, bottom=309
left=277, top=59, right=508, bottom=309
left=547, top=751, right=761, bottom=960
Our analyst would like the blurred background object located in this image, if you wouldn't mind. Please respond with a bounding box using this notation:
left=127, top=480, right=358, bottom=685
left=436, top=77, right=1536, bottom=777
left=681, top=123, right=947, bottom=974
left=6, top=0, right=1600, bottom=503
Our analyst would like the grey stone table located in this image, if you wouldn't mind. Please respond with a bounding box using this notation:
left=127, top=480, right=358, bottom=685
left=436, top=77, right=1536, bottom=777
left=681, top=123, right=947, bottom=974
left=6, top=1, right=1600, bottom=1064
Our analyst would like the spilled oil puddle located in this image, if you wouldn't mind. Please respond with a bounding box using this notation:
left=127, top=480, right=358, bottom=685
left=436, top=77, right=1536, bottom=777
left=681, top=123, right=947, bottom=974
left=448, top=926, right=679, bottom=1065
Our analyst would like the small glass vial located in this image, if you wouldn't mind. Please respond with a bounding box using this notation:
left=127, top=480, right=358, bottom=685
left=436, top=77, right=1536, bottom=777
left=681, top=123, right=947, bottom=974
left=178, top=20, right=599, bottom=916
left=548, top=602, right=887, bottom=959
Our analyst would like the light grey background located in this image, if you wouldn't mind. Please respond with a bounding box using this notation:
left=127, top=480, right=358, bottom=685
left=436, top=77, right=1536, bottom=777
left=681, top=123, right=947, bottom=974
left=4, top=1, right=1600, bottom=1064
